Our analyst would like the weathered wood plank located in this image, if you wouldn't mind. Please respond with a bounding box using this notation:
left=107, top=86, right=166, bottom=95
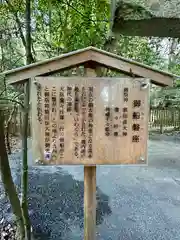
left=90, top=50, right=174, bottom=87
left=31, top=76, right=148, bottom=165
left=6, top=51, right=91, bottom=85
left=2, top=46, right=177, bottom=87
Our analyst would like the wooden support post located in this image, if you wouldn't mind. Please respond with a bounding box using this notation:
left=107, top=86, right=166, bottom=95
left=84, top=166, right=96, bottom=240
left=84, top=64, right=97, bottom=240
left=160, top=109, right=163, bottom=134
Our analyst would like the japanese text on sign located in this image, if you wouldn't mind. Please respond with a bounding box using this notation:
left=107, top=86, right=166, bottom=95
left=33, top=77, right=149, bottom=165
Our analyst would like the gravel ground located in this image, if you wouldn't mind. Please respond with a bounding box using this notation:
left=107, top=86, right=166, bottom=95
left=1, top=135, right=180, bottom=239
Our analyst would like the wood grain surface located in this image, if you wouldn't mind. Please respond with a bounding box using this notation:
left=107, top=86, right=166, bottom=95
left=31, top=77, right=149, bottom=165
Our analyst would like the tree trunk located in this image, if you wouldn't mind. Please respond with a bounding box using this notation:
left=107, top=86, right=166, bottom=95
left=5, top=0, right=34, bottom=63
left=6, top=120, right=12, bottom=154
left=168, top=38, right=178, bottom=71
left=0, top=110, right=25, bottom=240
left=5, top=106, right=17, bottom=154
left=25, top=0, right=33, bottom=64
left=20, top=0, right=32, bottom=239
left=21, top=81, right=31, bottom=240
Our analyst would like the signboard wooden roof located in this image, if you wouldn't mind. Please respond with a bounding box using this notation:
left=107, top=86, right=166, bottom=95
left=2, top=46, right=178, bottom=87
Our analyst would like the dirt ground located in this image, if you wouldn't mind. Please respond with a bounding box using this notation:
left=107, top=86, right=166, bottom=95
left=1, top=134, right=180, bottom=239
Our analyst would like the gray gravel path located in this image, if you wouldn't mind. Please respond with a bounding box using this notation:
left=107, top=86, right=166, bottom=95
left=1, top=136, right=180, bottom=239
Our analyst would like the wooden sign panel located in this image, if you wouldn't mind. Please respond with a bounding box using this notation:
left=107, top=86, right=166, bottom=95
left=31, top=77, right=149, bottom=165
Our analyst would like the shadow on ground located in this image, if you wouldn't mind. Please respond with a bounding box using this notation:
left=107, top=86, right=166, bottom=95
left=14, top=167, right=112, bottom=239
left=2, top=137, right=180, bottom=239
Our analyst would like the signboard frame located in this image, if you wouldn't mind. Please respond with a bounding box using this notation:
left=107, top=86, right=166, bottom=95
left=31, top=76, right=149, bottom=166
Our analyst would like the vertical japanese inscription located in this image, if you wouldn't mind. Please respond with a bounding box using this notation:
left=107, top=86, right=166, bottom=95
left=51, top=87, right=57, bottom=160
left=122, top=107, right=128, bottom=136
left=74, top=86, right=80, bottom=158
left=132, top=100, right=141, bottom=142
left=37, top=83, right=42, bottom=124
left=34, top=78, right=148, bottom=165
left=124, top=87, right=128, bottom=102
left=113, top=107, right=119, bottom=136
left=81, top=87, right=87, bottom=158
left=59, top=86, right=65, bottom=159
left=104, top=87, right=129, bottom=138
left=44, top=87, right=50, bottom=155
left=123, top=87, right=129, bottom=136
left=105, top=107, right=111, bottom=136
left=88, top=87, right=93, bottom=158
left=67, top=86, right=72, bottom=112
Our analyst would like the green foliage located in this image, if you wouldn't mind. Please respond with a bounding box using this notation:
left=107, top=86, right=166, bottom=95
left=32, top=0, right=110, bottom=57
left=117, top=36, right=162, bottom=66
left=169, top=62, right=180, bottom=76
left=0, top=0, right=180, bottom=108
left=150, top=85, right=180, bottom=108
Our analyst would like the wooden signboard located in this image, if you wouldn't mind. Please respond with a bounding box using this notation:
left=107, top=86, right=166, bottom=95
left=31, top=77, right=149, bottom=165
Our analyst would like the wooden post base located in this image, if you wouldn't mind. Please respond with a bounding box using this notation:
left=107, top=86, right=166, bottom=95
left=84, top=166, right=96, bottom=240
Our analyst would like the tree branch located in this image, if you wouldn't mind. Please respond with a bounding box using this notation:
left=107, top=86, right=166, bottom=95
left=0, top=98, right=24, bottom=109
left=5, top=0, right=35, bottom=63
left=63, top=0, right=108, bottom=23
left=5, top=0, right=26, bottom=48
